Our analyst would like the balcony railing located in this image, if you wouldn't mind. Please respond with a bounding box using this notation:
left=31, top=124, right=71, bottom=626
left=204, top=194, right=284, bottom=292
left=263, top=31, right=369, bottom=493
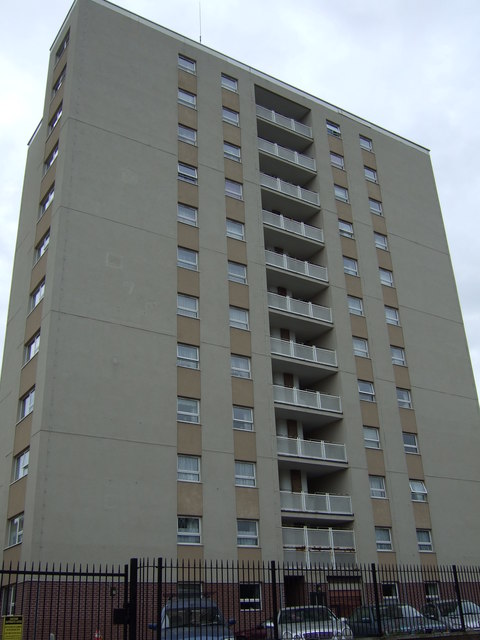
left=280, top=491, right=352, bottom=515
left=268, top=292, right=332, bottom=324
left=258, top=138, right=316, bottom=171
left=270, top=337, right=337, bottom=367
left=265, top=250, right=327, bottom=283
left=276, top=436, right=347, bottom=463
left=282, top=526, right=356, bottom=568
left=262, top=210, right=324, bottom=243
left=260, top=173, right=320, bottom=206
left=256, top=104, right=312, bottom=138
left=273, top=385, right=342, bottom=413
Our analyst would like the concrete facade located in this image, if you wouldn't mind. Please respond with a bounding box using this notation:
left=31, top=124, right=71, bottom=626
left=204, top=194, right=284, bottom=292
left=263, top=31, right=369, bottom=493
left=0, top=0, right=479, bottom=567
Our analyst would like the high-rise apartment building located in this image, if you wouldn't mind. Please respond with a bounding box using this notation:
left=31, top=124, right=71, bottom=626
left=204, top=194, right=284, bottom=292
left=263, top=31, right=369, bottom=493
left=1, top=0, right=479, bottom=569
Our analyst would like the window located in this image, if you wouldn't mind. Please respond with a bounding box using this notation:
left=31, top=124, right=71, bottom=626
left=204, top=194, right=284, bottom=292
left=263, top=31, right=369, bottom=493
left=177, top=203, right=198, bottom=226
left=178, top=124, right=197, bottom=145
left=391, top=346, right=406, bottom=366
left=39, top=185, right=55, bottom=217
left=48, top=104, right=62, bottom=134
left=226, top=219, right=245, bottom=240
left=235, top=461, right=256, bottom=487
left=353, top=337, right=369, bottom=358
left=178, top=163, right=198, bottom=184
left=221, top=73, right=238, bottom=91
left=222, top=107, right=239, bottom=126
left=374, top=232, right=388, bottom=250
left=403, top=432, right=419, bottom=454
left=231, top=355, right=251, bottom=379
left=178, top=54, right=196, bottom=74
left=229, top=306, right=249, bottom=330
left=177, top=294, right=198, bottom=318
left=52, top=66, right=66, bottom=97
left=1, top=584, right=16, bottom=616
left=326, top=121, right=341, bottom=137
left=13, top=450, right=29, bottom=481
left=334, top=185, right=349, bottom=202
left=382, top=583, right=398, bottom=599
left=34, top=231, right=50, bottom=264
left=417, top=529, right=433, bottom=552
left=24, top=332, right=40, bottom=364
left=55, top=30, right=69, bottom=62
left=364, top=166, right=378, bottom=182
left=239, top=584, right=261, bottom=611
left=233, top=406, right=253, bottom=431
left=343, top=256, right=359, bottom=276
left=348, top=296, right=364, bottom=316
left=178, top=89, right=196, bottom=108
left=358, top=380, right=375, bottom=402
left=228, top=261, right=247, bottom=284
left=237, top=520, right=258, bottom=546
left=330, top=152, right=344, bottom=169
left=359, top=135, right=373, bottom=151
left=225, top=179, right=243, bottom=200
left=224, top=142, right=241, bottom=162
left=7, top=514, right=24, bottom=547
left=177, top=344, right=199, bottom=369
left=369, top=198, right=383, bottom=215
left=380, top=268, right=394, bottom=287
left=338, top=219, right=354, bottom=238
left=364, top=426, right=380, bottom=449
left=177, top=455, right=200, bottom=482
left=177, top=517, right=201, bottom=544
left=375, top=527, right=392, bottom=551
left=410, top=479, right=428, bottom=502
left=397, top=388, right=412, bottom=409
left=385, top=306, right=400, bottom=326
left=369, top=475, right=386, bottom=499
left=177, top=582, right=202, bottom=598
left=43, top=145, right=58, bottom=174
left=424, top=582, right=439, bottom=600
left=177, top=397, right=199, bottom=423
left=30, top=280, right=45, bottom=311
left=177, top=247, right=198, bottom=271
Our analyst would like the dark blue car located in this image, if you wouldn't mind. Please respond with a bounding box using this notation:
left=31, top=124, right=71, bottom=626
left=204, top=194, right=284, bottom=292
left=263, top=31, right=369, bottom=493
left=149, top=597, right=236, bottom=640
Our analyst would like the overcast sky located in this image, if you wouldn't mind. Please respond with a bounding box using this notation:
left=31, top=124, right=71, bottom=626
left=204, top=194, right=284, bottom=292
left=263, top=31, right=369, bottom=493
left=1, top=0, right=479, bottom=394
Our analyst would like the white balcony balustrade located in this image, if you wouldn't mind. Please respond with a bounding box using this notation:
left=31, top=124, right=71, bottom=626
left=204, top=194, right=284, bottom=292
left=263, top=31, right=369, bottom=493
left=273, top=385, right=342, bottom=413
left=282, top=526, right=356, bottom=568
left=276, top=436, right=347, bottom=463
left=280, top=491, right=352, bottom=515
left=270, top=337, right=337, bottom=368
left=256, top=105, right=312, bottom=138
left=268, top=292, right=332, bottom=324
left=262, top=210, right=324, bottom=243
left=260, top=173, right=320, bottom=206
left=265, top=250, right=327, bottom=283
left=258, top=138, right=316, bottom=172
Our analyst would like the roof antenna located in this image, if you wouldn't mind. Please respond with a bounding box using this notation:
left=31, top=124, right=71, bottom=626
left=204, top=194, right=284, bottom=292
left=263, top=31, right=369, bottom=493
left=199, top=1, right=202, bottom=43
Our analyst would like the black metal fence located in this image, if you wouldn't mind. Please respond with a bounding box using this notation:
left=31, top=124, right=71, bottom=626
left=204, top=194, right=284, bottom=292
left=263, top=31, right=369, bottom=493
left=1, top=559, right=480, bottom=639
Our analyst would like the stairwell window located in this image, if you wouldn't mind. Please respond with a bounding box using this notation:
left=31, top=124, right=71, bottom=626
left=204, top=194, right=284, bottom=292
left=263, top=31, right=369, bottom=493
left=224, top=142, right=241, bottom=162
left=178, top=163, right=198, bottom=185
left=339, top=219, right=354, bottom=238
left=348, top=296, right=364, bottom=316
left=391, top=346, right=406, bottom=366
left=343, top=256, right=359, bottom=276
left=43, top=145, right=59, bottom=175
left=177, top=455, right=200, bottom=482
left=376, top=527, right=393, bottom=552
left=358, top=380, right=375, bottom=402
left=48, top=104, right=63, bottom=134
left=410, top=479, right=428, bottom=502
left=229, top=306, right=249, bottom=330
left=18, top=388, right=35, bottom=421
left=222, top=107, right=239, bottom=126
left=177, top=344, right=199, bottom=369
left=178, top=89, right=196, bottom=108
left=24, top=332, right=40, bottom=364
left=380, top=268, right=394, bottom=287
left=334, top=185, right=349, bottom=203
left=34, top=232, right=50, bottom=264
left=178, top=54, right=196, bottom=74
left=177, top=203, right=198, bottom=226
left=228, top=261, right=247, bottom=284
left=233, top=406, right=253, bottom=431
left=417, top=529, right=433, bottom=552
left=177, top=294, right=198, bottom=318
left=231, top=355, right=251, bottom=379
left=364, top=426, right=380, bottom=449
left=369, top=475, right=387, bottom=499
left=55, top=30, right=70, bottom=62
left=177, top=397, right=199, bottom=423
left=330, top=152, right=344, bottom=169
left=235, top=461, right=256, bottom=487
left=7, top=514, right=24, bottom=547
left=385, top=306, right=400, bottom=326
left=353, top=337, right=369, bottom=358
left=225, top=179, right=243, bottom=200
left=403, top=432, right=419, bottom=454
left=178, top=124, right=197, bottom=145
left=177, top=247, right=198, bottom=271
left=177, top=517, right=201, bottom=544
left=237, top=520, right=258, bottom=547
left=221, top=73, right=238, bottom=92
left=226, top=219, right=245, bottom=240
left=39, top=186, right=55, bottom=218
left=13, top=449, right=29, bottom=481
left=359, top=135, right=373, bottom=151
left=397, top=388, right=412, bottom=409
left=369, top=198, right=383, bottom=215
left=326, top=121, right=341, bottom=137
left=374, top=232, right=388, bottom=250
left=30, top=280, right=45, bottom=311
left=364, top=166, right=378, bottom=183
left=52, top=66, right=66, bottom=97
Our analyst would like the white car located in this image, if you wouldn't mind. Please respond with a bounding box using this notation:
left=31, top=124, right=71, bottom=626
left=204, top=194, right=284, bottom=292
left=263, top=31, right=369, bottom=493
left=276, top=606, right=353, bottom=640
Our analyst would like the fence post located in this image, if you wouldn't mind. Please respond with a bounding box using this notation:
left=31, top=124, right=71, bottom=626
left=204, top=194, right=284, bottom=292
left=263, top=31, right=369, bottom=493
left=371, top=563, right=383, bottom=637
left=270, top=561, right=279, bottom=640
left=129, top=558, right=138, bottom=640
left=452, top=565, right=465, bottom=631
left=157, top=558, right=163, bottom=634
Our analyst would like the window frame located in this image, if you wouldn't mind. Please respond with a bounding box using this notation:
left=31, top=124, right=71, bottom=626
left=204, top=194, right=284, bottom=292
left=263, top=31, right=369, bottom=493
left=363, top=426, right=380, bottom=449
left=178, top=54, right=196, bottom=74
left=385, top=306, right=400, bottom=326
left=39, top=186, right=55, bottom=218
left=225, top=179, right=243, bottom=200
left=48, top=104, right=63, bottom=134
left=330, top=151, right=345, bottom=169
left=178, top=163, right=198, bottom=185
left=369, top=198, right=383, bottom=215
left=55, top=30, right=70, bottom=62
left=403, top=432, right=419, bottom=454
left=369, top=475, right=387, bottom=499
left=177, top=517, right=201, bottom=545
left=177, top=455, right=201, bottom=483
left=221, top=73, right=238, bottom=92
left=237, top=519, right=259, bottom=547
left=235, top=461, right=256, bottom=487
left=34, top=231, right=50, bottom=264
left=343, top=256, right=359, bottom=277
left=222, top=107, right=239, bottom=126
left=7, top=514, right=24, bottom=547
left=52, top=65, right=66, bottom=97
left=19, top=388, right=35, bottom=421
left=338, top=219, right=354, bottom=238
left=226, top=219, right=245, bottom=240
left=397, top=388, right=413, bottom=409
left=359, top=135, right=373, bottom=151
left=334, top=184, right=349, bottom=203
left=391, top=346, right=406, bottom=366
left=348, top=296, right=364, bottom=316
left=417, top=529, right=433, bottom=552
left=239, top=583, right=262, bottom=611
left=364, top=166, right=378, bottom=183
left=178, top=88, right=197, bottom=108
left=374, top=232, right=388, bottom=251
left=13, top=449, right=29, bottom=482
left=177, top=294, right=199, bottom=318
left=231, top=355, right=251, bottom=379
left=24, top=332, right=40, bottom=364
left=223, top=141, right=241, bottom=162
left=353, top=337, right=369, bottom=358
left=229, top=306, right=249, bottom=330
left=228, top=261, right=247, bottom=284
left=358, top=380, right=375, bottom=403
left=177, top=247, right=198, bottom=271
left=43, top=145, right=59, bottom=175
left=177, top=203, right=198, bottom=227
left=410, top=479, right=428, bottom=502
left=177, top=397, right=200, bottom=424
left=375, top=527, right=393, bottom=552
left=379, top=268, right=394, bottom=287
left=177, top=343, right=199, bottom=369
left=326, top=121, right=341, bottom=137
left=233, top=406, right=254, bottom=431
left=178, top=124, right=197, bottom=146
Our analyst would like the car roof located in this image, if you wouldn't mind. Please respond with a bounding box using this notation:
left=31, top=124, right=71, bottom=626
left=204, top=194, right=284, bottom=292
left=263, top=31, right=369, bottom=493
left=164, top=597, right=217, bottom=609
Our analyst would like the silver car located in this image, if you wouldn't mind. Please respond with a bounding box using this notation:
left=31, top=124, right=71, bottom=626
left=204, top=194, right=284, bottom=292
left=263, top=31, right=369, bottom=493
left=276, top=605, right=353, bottom=640
left=422, top=599, right=480, bottom=631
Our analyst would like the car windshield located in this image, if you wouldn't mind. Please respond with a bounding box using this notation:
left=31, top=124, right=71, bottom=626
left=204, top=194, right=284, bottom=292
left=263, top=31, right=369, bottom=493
left=280, top=608, right=335, bottom=624
left=380, top=605, right=421, bottom=620
left=167, top=607, right=223, bottom=628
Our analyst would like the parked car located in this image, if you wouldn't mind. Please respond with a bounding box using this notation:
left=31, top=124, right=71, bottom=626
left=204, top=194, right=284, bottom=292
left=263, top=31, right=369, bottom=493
left=274, top=605, right=353, bottom=639
left=148, top=597, right=236, bottom=640
left=235, top=620, right=273, bottom=640
left=422, top=599, right=480, bottom=631
left=347, top=603, right=448, bottom=637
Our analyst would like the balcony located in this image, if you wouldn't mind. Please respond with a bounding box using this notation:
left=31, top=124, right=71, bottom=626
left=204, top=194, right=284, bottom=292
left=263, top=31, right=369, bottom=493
left=280, top=491, right=353, bottom=522
left=282, top=526, right=356, bottom=568
left=263, top=210, right=323, bottom=259
left=256, top=104, right=312, bottom=150
left=276, top=436, right=347, bottom=464
left=260, top=174, right=320, bottom=219
left=265, top=250, right=327, bottom=297
left=258, top=138, right=316, bottom=183
left=273, top=385, right=342, bottom=426
left=270, top=337, right=336, bottom=383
